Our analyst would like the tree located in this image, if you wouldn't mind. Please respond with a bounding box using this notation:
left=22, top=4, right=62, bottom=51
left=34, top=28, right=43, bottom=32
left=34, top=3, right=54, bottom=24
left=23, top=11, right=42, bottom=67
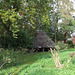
left=0, top=0, right=54, bottom=48
left=21, top=0, right=53, bottom=31
left=0, top=9, right=21, bottom=37
left=0, top=0, right=21, bottom=11
left=57, top=0, right=75, bottom=43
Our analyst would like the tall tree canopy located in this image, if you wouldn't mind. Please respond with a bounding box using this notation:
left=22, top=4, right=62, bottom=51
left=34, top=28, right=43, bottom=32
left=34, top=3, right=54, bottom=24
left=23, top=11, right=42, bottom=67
left=0, top=0, right=75, bottom=48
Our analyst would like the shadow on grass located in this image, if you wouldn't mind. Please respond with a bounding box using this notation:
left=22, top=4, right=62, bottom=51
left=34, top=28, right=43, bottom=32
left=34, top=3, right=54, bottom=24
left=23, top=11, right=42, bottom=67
left=0, top=49, right=75, bottom=75
left=1, top=48, right=74, bottom=70
left=1, top=52, right=52, bottom=70
left=0, top=52, right=52, bottom=75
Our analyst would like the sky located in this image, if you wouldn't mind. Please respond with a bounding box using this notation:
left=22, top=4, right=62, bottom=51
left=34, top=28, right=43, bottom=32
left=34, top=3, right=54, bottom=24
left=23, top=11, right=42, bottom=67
left=70, top=0, right=75, bottom=16
left=70, top=0, right=75, bottom=10
left=58, top=0, right=75, bottom=23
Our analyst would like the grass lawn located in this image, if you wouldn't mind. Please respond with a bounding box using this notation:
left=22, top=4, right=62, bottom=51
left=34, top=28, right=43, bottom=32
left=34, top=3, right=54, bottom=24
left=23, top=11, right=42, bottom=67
left=0, top=48, right=75, bottom=75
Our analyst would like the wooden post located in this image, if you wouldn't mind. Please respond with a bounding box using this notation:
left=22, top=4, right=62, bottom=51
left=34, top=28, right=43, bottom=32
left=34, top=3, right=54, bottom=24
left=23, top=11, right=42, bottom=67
left=43, top=48, right=44, bottom=52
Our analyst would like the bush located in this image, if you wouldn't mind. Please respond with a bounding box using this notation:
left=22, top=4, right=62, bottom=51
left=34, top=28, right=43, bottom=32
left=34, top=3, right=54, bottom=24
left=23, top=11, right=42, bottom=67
left=55, top=43, right=69, bottom=50
left=15, top=30, right=34, bottom=49
left=0, top=48, right=15, bottom=69
left=0, top=30, right=34, bottom=49
left=67, top=41, right=74, bottom=48
left=0, top=35, right=14, bottom=48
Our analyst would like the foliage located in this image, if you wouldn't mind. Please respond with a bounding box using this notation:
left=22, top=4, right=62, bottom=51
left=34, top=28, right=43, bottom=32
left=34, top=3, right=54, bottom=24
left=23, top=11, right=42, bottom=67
left=0, top=35, right=14, bottom=48
left=0, top=0, right=21, bottom=11
left=21, top=0, right=52, bottom=30
left=0, top=9, right=21, bottom=37
left=67, top=41, right=74, bottom=48
left=55, top=43, right=69, bottom=50
left=0, top=48, right=15, bottom=69
left=0, top=0, right=54, bottom=49
left=0, top=49, right=75, bottom=75
left=0, top=30, right=34, bottom=49
left=0, top=0, right=75, bottom=46
left=55, top=0, right=75, bottom=42
left=15, top=30, right=34, bottom=48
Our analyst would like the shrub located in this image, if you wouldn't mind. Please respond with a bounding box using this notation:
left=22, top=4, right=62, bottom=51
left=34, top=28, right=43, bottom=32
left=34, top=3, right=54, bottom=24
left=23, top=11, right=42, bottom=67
left=67, top=41, right=74, bottom=48
left=15, top=29, right=34, bottom=49
left=0, top=48, right=14, bottom=69
left=0, top=30, right=34, bottom=49
left=0, top=35, right=14, bottom=48
left=55, top=43, right=69, bottom=50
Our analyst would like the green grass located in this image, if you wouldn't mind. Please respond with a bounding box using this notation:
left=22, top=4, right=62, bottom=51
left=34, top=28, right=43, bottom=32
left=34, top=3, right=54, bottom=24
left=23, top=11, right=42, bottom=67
left=0, top=48, right=75, bottom=75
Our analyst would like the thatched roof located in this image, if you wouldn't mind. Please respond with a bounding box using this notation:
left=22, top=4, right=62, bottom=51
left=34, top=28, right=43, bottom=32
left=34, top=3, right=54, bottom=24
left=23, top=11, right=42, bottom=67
left=33, top=30, right=55, bottom=48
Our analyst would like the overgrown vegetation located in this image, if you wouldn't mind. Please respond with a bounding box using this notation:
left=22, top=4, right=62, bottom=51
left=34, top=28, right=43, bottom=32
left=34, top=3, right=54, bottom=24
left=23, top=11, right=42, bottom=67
left=55, top=43, right=69, bottom=50
left=0, top=48, right=75, bottom=75
left=0, top=48, right=15, bottom=69
left=0, top=0, right=75, bottom=49
left=0, top=0, right=75, bottom=75
left=67, top=40, right=74, bottom=48
left=55, top=42, right=75, bottom=51
left=0, top=30, right=34, bottom=49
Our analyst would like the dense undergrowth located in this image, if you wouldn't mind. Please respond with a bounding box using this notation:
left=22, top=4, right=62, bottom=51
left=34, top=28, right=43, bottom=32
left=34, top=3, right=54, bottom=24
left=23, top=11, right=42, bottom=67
left=0, top=49, right=75, bottom=75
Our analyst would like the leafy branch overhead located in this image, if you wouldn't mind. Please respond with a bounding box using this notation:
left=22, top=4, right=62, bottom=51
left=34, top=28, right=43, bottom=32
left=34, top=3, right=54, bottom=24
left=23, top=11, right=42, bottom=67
left=0, top=9, right=22, bottom=37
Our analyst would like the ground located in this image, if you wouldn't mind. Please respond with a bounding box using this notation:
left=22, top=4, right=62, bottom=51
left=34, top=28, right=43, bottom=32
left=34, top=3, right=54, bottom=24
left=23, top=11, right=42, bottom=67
left=0, top=49, right=75, bottom=75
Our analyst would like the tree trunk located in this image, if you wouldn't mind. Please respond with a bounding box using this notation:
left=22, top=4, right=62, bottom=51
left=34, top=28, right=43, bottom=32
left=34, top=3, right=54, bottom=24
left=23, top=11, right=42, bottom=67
left=63, top=32, right=66, bottom=43
left=53, top=0, right=56, bottom=43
